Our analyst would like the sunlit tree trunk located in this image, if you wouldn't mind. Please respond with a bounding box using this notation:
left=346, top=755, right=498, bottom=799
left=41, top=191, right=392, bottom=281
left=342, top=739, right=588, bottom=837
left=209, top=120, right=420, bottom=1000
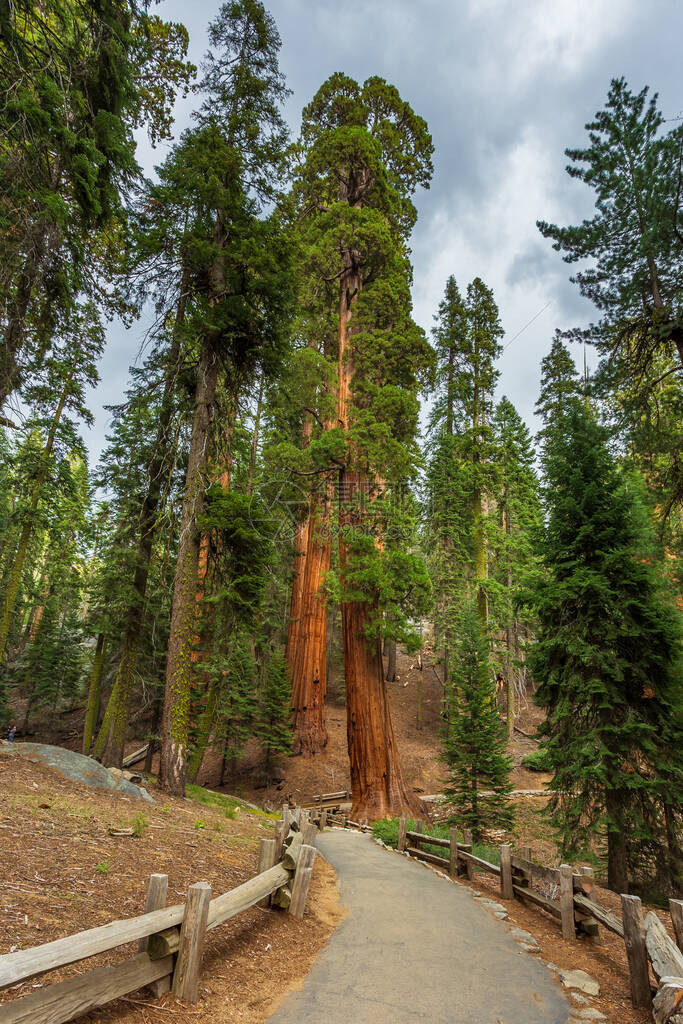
left=337, top=269, right=418, bottom=818
left=290, top=492, right=330, bottom=755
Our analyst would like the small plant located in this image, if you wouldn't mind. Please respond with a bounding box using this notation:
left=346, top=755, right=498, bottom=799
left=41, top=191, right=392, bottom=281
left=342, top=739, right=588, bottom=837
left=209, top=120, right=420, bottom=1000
left=214, top=821, right=222, bottom=832
left=131, top=812, right=148, bottom=838
left=224, top=805, right=239, bottom=820
left=194, top=819, right=207, bottom=830
left=160, top=805, right=170, bottom=814
left=95, top=860, right=110, bottom=874
left=521, top=748, right=552, bottom=773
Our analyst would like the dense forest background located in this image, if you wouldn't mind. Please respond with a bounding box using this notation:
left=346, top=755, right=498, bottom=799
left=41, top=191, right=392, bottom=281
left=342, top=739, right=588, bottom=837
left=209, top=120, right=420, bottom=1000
left=0, top=1, right=680, bottom=896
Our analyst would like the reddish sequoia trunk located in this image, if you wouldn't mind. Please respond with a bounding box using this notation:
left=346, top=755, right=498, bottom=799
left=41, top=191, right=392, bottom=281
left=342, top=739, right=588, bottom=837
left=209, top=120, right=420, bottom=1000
left=339, top=471, right=419, bottom=819
left=336, top=268, right=419, bottom=819
left=289, top=493, right=330, bottom=756
left=285, top=414, right=313, bottom=678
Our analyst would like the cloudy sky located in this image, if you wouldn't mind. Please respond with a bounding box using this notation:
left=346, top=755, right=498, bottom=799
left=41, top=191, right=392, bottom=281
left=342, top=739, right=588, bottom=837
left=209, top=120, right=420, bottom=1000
left=90, top=0, right=682, bottom=459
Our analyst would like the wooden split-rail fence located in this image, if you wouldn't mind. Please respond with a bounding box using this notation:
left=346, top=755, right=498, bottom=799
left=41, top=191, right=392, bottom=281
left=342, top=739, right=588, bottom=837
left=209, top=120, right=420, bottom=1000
left=397, top=817, right=683, bottom=1023
left=0, top=806, right=319, bottom=1024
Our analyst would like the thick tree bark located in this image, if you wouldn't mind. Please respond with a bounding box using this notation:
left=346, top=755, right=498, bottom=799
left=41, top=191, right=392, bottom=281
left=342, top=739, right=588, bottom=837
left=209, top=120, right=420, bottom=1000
left=606, top=790, right=629, bottom=893
left=336, top=264, right=418, bottom=818
left=385, top=640, right=396, bottom=682
left=83, top=634, right=107, bottom=754
left=340, top=471, right=419, bottom=819
left=159, top=345, right=220, bottom=795
left=93, top=276, right=188, bottom=767
left=290, top=492, right=330, bottom=756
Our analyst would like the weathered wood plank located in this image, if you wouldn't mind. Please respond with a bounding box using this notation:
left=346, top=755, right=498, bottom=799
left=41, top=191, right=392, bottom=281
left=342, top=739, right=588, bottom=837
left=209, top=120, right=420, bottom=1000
left=0, top=953, right=173, bottom=1024
left=573, top=894, right=624, bottom=938
left=289, top=845, right=317, bottom=919
left=500, top=845, right=513, bottom=901
left=0, top=903, right=186, bottom=990
left=645, top=910, right=683, bottom=981
left=406, top=847, right=450, bottom=869
left=512, top=883, right=561, bottom=918
left=138, top=874, right=169, bottom=954
left=560, top=864, right=576, bottom=940
left=302, top=822, right=318, bottom=847
left=208, top=864, right=290, bottom=932
left=462, top=829, right=475, bottom=881
left=670, top=899, right=683, bottom=952
left=257, top=839, right=277, bottom=908
left=458, top=849, right=501, bottom=877
left=405, top=831, right=450, bottom=849
left=397, top=816, right=407, bottom=853
left=172, top=881, right=210, bottom=1003
left=653, top=978, right=683, bottom=1024
left=621, top=894, right=652, bottom=1010
left=510, top=854, right=560, bottom=887
left=448, top=829, right=458, bottom=879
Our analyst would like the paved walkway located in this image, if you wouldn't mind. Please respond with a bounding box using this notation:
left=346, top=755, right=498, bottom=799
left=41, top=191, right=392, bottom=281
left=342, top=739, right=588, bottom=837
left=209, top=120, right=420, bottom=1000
left=267, top=830, right=569, bottom=1024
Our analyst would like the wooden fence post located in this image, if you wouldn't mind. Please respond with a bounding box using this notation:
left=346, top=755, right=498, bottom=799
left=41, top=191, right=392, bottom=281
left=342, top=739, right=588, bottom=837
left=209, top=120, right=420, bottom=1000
left=302, top=821, right=318, bottom=847
left=139, top=873, right=171, bottom=997
left=138, top=874, right=169, bottom=953
left=289, top=844, right=317, bottom=919
left=319, top=809, right=327, bottom=830
left=621, top=894, right=652, bottom=1010
left=559, top=864, right=575, bottom=940
left=415, top=819, right=423, bottom=839
left=500, top=845, right=513, bottom=901
left=448, top=828, right=458, bottom=879
left=462, top=829, right=475, bottom=881
left=257, top=839, right=277, bottom=907
left=670, top=899, right=683, bottom=951
left=290, top=806, right=302, bottom=828
left=398, top=816, right=407, bottom=853
left=172, top=882, right=211, bottom=1003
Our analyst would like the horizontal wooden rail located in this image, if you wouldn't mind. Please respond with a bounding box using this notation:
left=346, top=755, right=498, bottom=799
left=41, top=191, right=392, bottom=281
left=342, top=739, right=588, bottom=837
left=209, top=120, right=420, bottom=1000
left=0, top=807, right=319, bottom=1024
left=0, top=903, right=186, bottom=990
left=406, top=847, right=450, bottom=869
left=459, top=849, right=500, bottom=876
left=573, top=893, right=624, bottom=937
left=511, top=883, right=561, bottom=918
left=0, top=954, right=174, bottom=1024
left=406, top=831, right=450, bottom=850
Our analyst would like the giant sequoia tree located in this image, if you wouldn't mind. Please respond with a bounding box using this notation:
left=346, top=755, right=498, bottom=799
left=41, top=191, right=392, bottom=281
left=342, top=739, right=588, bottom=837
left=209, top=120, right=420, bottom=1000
left=287, top=73, right=434, bottom=816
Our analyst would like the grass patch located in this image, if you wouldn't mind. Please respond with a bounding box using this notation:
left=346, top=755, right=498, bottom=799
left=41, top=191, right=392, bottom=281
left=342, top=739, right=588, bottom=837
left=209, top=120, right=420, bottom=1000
left=185, top=784, right=277, bottom=820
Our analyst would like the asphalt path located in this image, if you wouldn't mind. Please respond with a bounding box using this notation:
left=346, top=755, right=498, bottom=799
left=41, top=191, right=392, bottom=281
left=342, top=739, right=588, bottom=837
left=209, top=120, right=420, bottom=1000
left=266, top=829, right=569, bottom=1024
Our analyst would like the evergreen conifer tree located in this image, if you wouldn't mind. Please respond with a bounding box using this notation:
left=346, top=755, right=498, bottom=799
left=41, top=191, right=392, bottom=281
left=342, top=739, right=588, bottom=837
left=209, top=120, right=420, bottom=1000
left=442, top=603, right=513, bottom=842
left=530, top=401, right=682, bottom=894
left=256, top=650, right=293, bottom=777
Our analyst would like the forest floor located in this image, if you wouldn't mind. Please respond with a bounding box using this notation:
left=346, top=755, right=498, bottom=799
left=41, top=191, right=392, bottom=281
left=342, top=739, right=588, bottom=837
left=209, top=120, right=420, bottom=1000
left=0, top=750, right=343, bottom=1023
left=200, top=644, right=550, bottom=808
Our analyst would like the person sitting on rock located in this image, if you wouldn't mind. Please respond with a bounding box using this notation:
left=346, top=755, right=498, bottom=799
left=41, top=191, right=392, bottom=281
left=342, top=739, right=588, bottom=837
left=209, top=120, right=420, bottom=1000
left=8, top=725, right=16, bottom=742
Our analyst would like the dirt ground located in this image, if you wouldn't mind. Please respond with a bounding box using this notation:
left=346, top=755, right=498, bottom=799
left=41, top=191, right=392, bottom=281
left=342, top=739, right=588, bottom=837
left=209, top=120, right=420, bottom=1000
left=0, top=752, right=343, bottom=1023
left=198, top=644, right=548, bottom=807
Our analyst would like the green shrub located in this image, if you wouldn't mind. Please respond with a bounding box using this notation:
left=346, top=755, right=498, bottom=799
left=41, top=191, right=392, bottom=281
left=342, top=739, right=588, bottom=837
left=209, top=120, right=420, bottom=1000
left=521, top=748, right=552, bottom=773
